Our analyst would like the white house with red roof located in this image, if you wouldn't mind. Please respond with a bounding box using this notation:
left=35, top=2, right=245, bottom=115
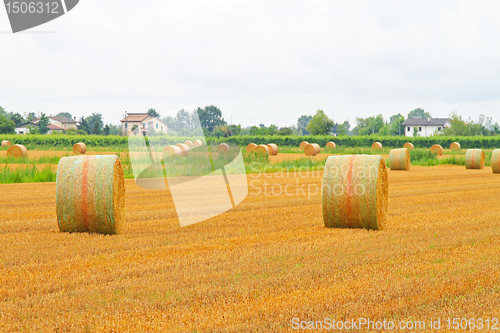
left=120, top=112, right=169, bottom=136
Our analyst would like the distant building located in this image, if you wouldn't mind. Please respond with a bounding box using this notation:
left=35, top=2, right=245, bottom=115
left=120, top=113, right=169, bottom=136
left=401, top=118, right=451, bottom=137
left=47, top=116, right=77, bottom=130
left=15, top=121, right=38, bottom=135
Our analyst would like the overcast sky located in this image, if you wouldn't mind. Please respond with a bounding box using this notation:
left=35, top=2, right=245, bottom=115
left=1, top=0, right=500, bottom=127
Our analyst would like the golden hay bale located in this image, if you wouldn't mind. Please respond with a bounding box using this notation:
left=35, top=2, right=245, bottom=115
left=1, top=140, right=11, bottom=147
left=163, top=145, right=182, bottom=157
left=403, top=142, right=414, bottom=150
left=322, top=155, right=388, bottom=230
left=176, top=143, right=190, bottom=156
left=256, top=144, right=270, bottom=155
left=450, top=142, right=461, bottom=150
left=266, top=143, right=278, bottom=156
left=371, top=142, right=383, bottom=150
left=465, top=149, right=485, bottom=170
left=326, top=141, right=336, bottom=149
left=56, top=155, right=125, bottom=234
left=192, top=139, right=203, bottom=148
left=246, top=143, right=257, bottom=153
left=430, top=144, right=444, bottom=156
left=184, top=140, right=193, bottom=148
left=72, top=142, right=87, bottom=154
left=492, top=149, right=500, bottom=174
left=300, top=141, right=309, bottom=149
left=389, top=148, right=411, bottom=171
left=304, top=143, right=320, bottom=156
left=217, top=143, right=230, bottom=153
left=7, top=144, right=27, bottom=158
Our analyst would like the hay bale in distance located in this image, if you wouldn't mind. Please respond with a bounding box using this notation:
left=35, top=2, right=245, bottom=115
left=266, top=143, right=278, bottom=156
left=430, top=144, right=444, bottom=156
left=163, top=145, right=182, bottom=157
left=1, top=140, right=11, bottom=147
left=56, top=155, right=125, bottom=234
left=304, top=143, right=320, bottom=156
left=7, top=144, right=27, bottom=158
left=246, top=143, right=257, bottom=153
left=255, top=145, right=270, bottom=155
left=372, top=142, right=383, bottom=150
left=450, top=142, right=461, bottom=150
left=217, top=143, right=230, bottom=153
left=389, top=148, right=410, bottom=171
left=184, top=140, right=193, bottom=148
left=326, top=141, right=336, bottom=149
left=492, top=149, right=500, bottom=174
left=465, top=149, right=485, bottom=169
left=176, top=143, right=190, bottom=156
left=300, top=141, right=309, bottom=150
left=73, top=142, right=87, bottom=154
left=322, top=155, right=388, bottom=230
left=192, top=139, right=203, bottom=148
left=403, top=142, right=414, bottom=150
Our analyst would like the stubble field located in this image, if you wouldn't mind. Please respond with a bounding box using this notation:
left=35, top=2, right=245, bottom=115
left=1, top=165, right=500, bottom=331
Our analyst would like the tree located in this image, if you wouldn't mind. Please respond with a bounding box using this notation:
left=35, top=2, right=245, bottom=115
left=413, top=127, right=419, bottom=137
left=297, top=115, right=313, bottom=135
left=0, top=115, right=15, bottom=134
left=77, top=116, right=90, bottom=134
left=25, top=112, right=36, bottom=122
left=337, top=123, right=347, bottom=136
left=227, top=124, right=241, bottom=136
left=86, top=113, right=103, bottom=135
left=389, top=114, right=405, bottom=136
left=379, top=123, right=392, bottom=136
left=408, top=108, right=431, bottom=119
left=278, top=127, right=293, bottom=136
left=306, top=110, right=334, bottom=135
left=147, top=108, right=160, bottom=118
left=196, top=106, right=226, bottom=132
left=103, top=124, right=110, bottom=136
left=8, top=112, right=25, bottom=126
left=56, top=112, right=73, bottom=119
left=38, top=113, right=50, bottom=134
left=352, top=114, right=385, bottom=135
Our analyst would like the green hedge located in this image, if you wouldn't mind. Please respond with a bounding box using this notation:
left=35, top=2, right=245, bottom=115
left=1, top=134, right=500, bottom=149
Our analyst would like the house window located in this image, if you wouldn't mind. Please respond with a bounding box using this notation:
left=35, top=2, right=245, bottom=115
left=419, top=127, right=422, bottom=132
left=407, top=127, right=410, bottom=132
left=438, top=127, right=441, bottom=131
left=125, top=123, right=128, bottom=129
left=156, top=124, right=158, bottom=129
left=161, top=126, right=163, bottom=131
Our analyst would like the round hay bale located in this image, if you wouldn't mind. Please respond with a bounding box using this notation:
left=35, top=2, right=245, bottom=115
left=492, top=149, right=500, bottom=174
left=304, top=143, right=320, bottom=156
left=326, top=141, right=336, bottom=149
left=465, top=149, right=485, bottom=170
left=217, top=143, right=230, bottom=153
left=72, top=142, right=87, bottom=154
left=176, top=143, right=190, bottom=156
left=184, top=140, right=193, bottom=148
left=322, top=155, right=388, bottom=230
left=430, top=144, right=444, bottom=156
left=300, top=141, right=309, bottom=150
left=450, top=142, right=461, bottom=150
left=192, top=139, right=203, bottom=148
left=246, top=143, right=257, bottom=153
left=56, top=155, right=125, bottom=234
left=403, top=142, right=414, bottom=150
left=1, top=140, right=11, bottom=147
left=372, top=142, right=383, bottom=150
left=389, top=148, right=410, bottom=171
left=163, top=145, right=182, bottom=157
left=7, top=144, right=27, bottom=158
left=255, top=144, right=270, bottom=155
left=266, top=143, right=278, bottom=156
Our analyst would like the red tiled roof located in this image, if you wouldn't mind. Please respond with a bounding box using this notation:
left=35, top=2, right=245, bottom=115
left=47, top=124, right=64, bottom=130
left=121, top=113, right=149, bottom=122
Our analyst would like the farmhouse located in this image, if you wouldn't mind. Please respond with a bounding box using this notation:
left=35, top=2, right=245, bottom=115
left=47, top=116, right=77, bottom=131
left=120, top=112, right=169, bottom=136
left=15, top=121, right=38, bottom=135
left=402, top=118, right=451, bottom=137
left=15, top=115, right=76, bottom=134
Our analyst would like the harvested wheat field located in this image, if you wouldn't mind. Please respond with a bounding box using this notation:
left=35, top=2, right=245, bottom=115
left=1, top=166, right=500, bottom=331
